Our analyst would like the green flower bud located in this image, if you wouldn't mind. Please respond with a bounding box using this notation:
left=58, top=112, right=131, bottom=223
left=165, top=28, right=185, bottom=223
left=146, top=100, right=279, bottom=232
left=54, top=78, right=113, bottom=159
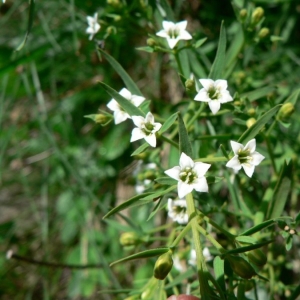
left=247, top=248, right=267, bottom=267
left=277, top=103, right=295, bottom=121
left=258, top=27, right=270, bottom=39
left=227, top=255, right=256, bottom=279
left=141, top=288, right=152, bottom=299
left=239, top=9, right=248, bottom=21
left=246, top=118, right=256, bottom=128
left=153, top=251, right=173, bottom=280
left=106, top=26, right=117, bottom=35
left=185, top=78, right=195, bottom=92
left=147, top=38, right=157, bottom=47
left=119, top=232, right=141, bottom=246
left=84, top=113, right=113, bottom=126
left=251, top=7, right=264, bottom=25
left=247, top=108, right=256, bottom=116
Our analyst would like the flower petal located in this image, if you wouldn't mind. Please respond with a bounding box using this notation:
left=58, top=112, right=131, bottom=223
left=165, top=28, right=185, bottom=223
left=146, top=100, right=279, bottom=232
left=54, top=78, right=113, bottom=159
left=114, top=111, right=129, bottom=124
left=179, top=152, right=194, bottom=169
left=230, top=141, right=244, bottom=154
left=131, top=115, right=144, bottom=127
left=215, top=79, right=228, bottom=90
left=208, top=100, right=221, bottom=114
left=193, top=177, right=209, bottom=193
left=167, top=38, right=179, bottom=49
left=107, top=99, right=119, bottom=111
left=131, top=95, right=145, bottom=107
left=194, top=162, right=211, bottom=177
left=178, top=181, right=194, bottom=198
left=176, top=20, right=187, bottom=30
left=226, top=156, right=242, bottom=171
left=144, top=133, right=157, bottom=147
left=251, top=151, right=265, bottom=165
left=194, top=90, right=210, bottom=102
left=119, top=88, right=131, bottom=100
left=130, top=128, right=145, bottom=142
left=165, top=166, right=181, bottom=180
left=153, top=122, right=162, bottom=132
left=199, top=79, right=214, bottom=90
left=244, top=139, right=256, bottom=153
left=179, top=31, right=192, bottom=40
left=145, top=112, right=155, bottom=123
left=242, top=163, right=255, bottom=177
left=156, top=30, right=169, bottom=38
left=219, top=90, right=233, bottom=103
left=162, top=21, right=174, bottom=31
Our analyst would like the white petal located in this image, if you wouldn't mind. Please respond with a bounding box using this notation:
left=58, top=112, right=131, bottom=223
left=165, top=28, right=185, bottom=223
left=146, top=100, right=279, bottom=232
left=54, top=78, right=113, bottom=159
left=153, top=122, right=162, bottom=132
left=179, top=31, right=192, bottom=40
left=251, top=152, right=265, bottom=165
left=199, top=79, right=214, bottom=90
left=242, top=164, right=255, bottom=178
left=167, top=38, right=179, bottom=49
left=119, top=88, right=131, bottom=100
left=219, top=90, right=233, bottom=103
left=165, top=166, right=181, bottom=180
left=130, top=128, right=145, bottom=142
left=172, top=199, right=187, bottom=207
left=176, top=20, right=187, bottom=30
left=87, top=16, right=94, bottom=24
left=178, top=181, right=193, bottom=199
left=194, top=90, right=210, bottom=102
left=208, top=100, right=221, bottom=114
left=226, top=156, right=242, bottom=170
left=244, top=139, right=256, bottom=153
left=156, top=30, right=169, bottom=38
left=230, top=141, right=244, bottom=154
left=114, top=111, right=129, bottom=124
left=131, top=95, right=145, bottom=107
left=131, top=115, right=144, bottom=127
left=107, top=99, right=119, bottom=111
left=193, top=177, right=209, bottom=193
left=86, top=27, right=95, bottom=34
left=179, top=152, right=194, bottom=169
left=215, top=79, right=228, bottom=90
left=144, top=134, right=157, bottom=147
left=194, top=162, right=211, bottom=177
left=145, top=112, right=154, bottom=123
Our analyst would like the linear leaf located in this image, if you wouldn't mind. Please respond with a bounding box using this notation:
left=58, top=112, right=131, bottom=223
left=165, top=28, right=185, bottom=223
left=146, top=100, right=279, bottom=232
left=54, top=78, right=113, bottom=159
left=140, top=185, right=177, bottom=201
left=283, top=88, right=300, bottom=105
left=155, top=177, right=177, bottom=186
left=178, top=113, right=193, bottom=158
left=209, top=21, right=226, bottom=80
left=159, top=112, right=178, bottom=134
left=131, top=143, right=149, bottom=156
left=110, top=247, right=170, bottom=266
left=99, top=82, right=145, bottom=117
left=240, top=86, right=276, bottom=102
left=213, top=256, right=226, bottom=293
left=97, top=48, right=142, bottom=96
left=222, top=240, right=273, bottom=256
left=238, top=104, right=281, bottom=144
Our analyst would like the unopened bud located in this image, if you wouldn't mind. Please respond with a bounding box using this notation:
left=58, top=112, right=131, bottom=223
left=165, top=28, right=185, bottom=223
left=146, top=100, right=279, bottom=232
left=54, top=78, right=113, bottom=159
left=246, top=118, right=256, bottom=128
left=185, top=78, right=195, bottom=92
left=251, top=7, right=264, bottom=25
left=106, top=26, right=117, bottom=35
left=153, top=251, right=173, bottom=280
left=84, top=113, right=113, bottom=126
left=277, top=103, right=295, bottom=121
left=247, top=249, right=267, bottom=267
left=227, top=255, right=256, bottom=279
left=247, top=108, right=256, bottom=116
left=147, top=38, right=156, bottom=47
left=239, top=9, right=247, bottom=21
left=120, top=232, right=141, bottom=246
left=107, top=0, right=122, bottom=8
left=258, top=27, right=270, bottom=39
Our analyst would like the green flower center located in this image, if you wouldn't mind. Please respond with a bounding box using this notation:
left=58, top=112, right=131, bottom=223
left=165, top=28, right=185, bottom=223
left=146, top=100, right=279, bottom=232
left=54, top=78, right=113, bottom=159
left=143, top=122, right=154, bottom=135
left=179, top=167, right=197, bottom=184
left=168, top=28, right=180, bottom=39
left=174, top=205, right=187, bottom=215
left=208, top=87, right=220, bottom=100
left=238, top=149, right=252, bottom=164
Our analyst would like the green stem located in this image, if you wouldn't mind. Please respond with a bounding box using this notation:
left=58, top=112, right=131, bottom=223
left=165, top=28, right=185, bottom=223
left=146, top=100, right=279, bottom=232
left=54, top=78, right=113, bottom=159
left=187, top=102, right=205, bottom=129
left=170, top=221, right=192, bottom=248
left=195, top=156, right=228, bottom=163
left=159, top=134, right=179, bottom=148
left=186, top=193, right=212, bottom=300
left=174, top=51, right=184, bottom=77
left=264, top=133, right=278, bottom=176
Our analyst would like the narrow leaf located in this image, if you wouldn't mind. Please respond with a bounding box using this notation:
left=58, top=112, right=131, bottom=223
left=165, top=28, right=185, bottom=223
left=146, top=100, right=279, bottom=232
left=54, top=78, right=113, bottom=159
left=131, top=143, right=149, bottom=156
left=141, top=185, right=177, bottom=201
left=222, top=240, right=273, bottom=256
left=238, top=104, right=281, bottom=144
left=99, top=82, right=145, bottom=117
left=155, top=177, right=177, bottom=186
left=110, top=247, right=170, bottom=266
left=283, top=88, right=300, bottom=105
left=235, top=236, right=258, bottom=244
left=178, top=113, right=193, bottom=158
left=209, top=21, right=226, bottom=80
left=159, top=112, right=178, bottom=134
left=213, top=256, right=226, bottom=294
left=240, top=86, right=276, bottom=102
left=97, top=48, right=142, bottom=96
left=193, top=37, right=207, bottom=49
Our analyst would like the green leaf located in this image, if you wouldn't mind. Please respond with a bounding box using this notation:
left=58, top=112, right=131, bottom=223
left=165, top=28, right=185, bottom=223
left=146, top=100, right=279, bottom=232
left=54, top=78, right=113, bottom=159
left=178, top=113, right=193, bottom=158
left=238, top=104, right=281, bottom=144
left=222, top=240, right=273, bottom=256
left=213, top=256, right=226, bottom=294
left=267, top=161, right=292, bottom=219
left=235, top=236, right=258, bottom=244
left=164, top=269, right=195, bottom=289
left=178, top=50, right=190, bottom=78
left=136, top=46, right=155, bottom=53
left=110, top=247, right=170, bottom=266
left=103, top=192, right=154, bottom=219
left=193, top=37, right=207, bottom=49
left=240, top=86, right=276, bottom=102
left=209, top=21, right=226, bottom=80
left=283, top=88, right=300, bottom=105
left=131, top=143, right=149, bottom=156
left=15, top=0, right=35, bottom=51
left=155, top=177, right=177, bottom=186
left=97, top=48, right=142, bottom=96
left=157, top=0, right=175, bottom=21
left=159, top=112, right=178, bottom=134
left=140, top=185, right=177, bottom=201
left=99, top=82, right=145, bottom=117
left=147, top=198, right=164, bottom=221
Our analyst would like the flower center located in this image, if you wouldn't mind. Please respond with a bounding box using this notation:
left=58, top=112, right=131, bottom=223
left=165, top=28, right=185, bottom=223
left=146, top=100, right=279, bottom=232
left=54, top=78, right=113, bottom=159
left=208, top=86, right=220, bottom=100
left=179, top=167, right=197, bottom=184
left=174, top=205, right=187, bottom=215
left=143, top=122, right=154, bottom=135
left=168, top=27, right=180, bottom=39
left=238, top=149, right=252, bottom=164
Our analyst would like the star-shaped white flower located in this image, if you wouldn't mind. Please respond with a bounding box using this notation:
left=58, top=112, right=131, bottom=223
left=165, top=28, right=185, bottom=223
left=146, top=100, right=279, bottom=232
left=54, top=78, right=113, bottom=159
left=226, top=139, right=265, bottom=177
left=130, top=112, right=162, bottom=147
left=194, top=79, right=233, bottom=114
left=86, top=13, right=101, bottom=40
left=156, top=20, right=192, bottom=49
left=107, top=88, right=145, bottom=124
left=165, top=152, right=211, bottom=199
left=167, top=198, right=188, bottom=224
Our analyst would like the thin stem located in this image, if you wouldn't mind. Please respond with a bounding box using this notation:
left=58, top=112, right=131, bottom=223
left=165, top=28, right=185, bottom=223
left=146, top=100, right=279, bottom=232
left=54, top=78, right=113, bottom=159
left=264, top=133, right=278, bottom=176
left=159, top=134, right=179, bottom=148
left=170, top=221, right=192, bottom=248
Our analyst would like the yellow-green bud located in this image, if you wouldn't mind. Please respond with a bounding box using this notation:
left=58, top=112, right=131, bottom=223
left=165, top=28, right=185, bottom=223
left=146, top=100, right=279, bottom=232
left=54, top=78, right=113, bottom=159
left=258, top=27, right=270, bottom=39
left=277, top=102, right=295, bottom=121
left=251, top=7, right=264, bottom=25
left=147, top=38, right=156, bottom=47
left=85, top=113, right=113, bottom=126
left=239, top=9, right=247, bottom=21
left=247, top=249, right=267, bottom=267
left=153, top=251, right=173, bottom=280
left=107, top=0, right=122, bottom=8
left=185, top=78, right=195, bottom=92
left=227, top=255, right=256, bottom=279
left=119, top=232, right=140, bottom=246
left=247, top=108, right=256, bottom=116
left=106, top=26, right=117, bottom=35
left=246, top=118, right=256, bottom=128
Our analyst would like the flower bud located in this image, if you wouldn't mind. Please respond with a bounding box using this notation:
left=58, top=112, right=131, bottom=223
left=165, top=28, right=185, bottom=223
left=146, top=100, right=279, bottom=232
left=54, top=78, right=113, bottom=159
left=153, top=251, right=173, bottom=280
left=119, top=232, right=141, bottom=246
left=246, top=118, right=256, bottom=128
left=258, top=27, right=270, bottom=39
left=147, top=38, right=157, bottom=47
left=247, top=249, right=267, bottom=267
left=106, top=26, right=117, bottom=35
left=247, top=108, right=256, bottom=116
left=251, top=7, right=264, bottom=25
left=239, top=9, right=247, bottom=21
left=277, top=103, right=295, bottom=121
left=227, top=255, right=256, bottom=279
left=84, top=113, right=113, bottom=126
left=185, top=78, right=195, bottom=92
left=141, top=288, right=152, bottom=299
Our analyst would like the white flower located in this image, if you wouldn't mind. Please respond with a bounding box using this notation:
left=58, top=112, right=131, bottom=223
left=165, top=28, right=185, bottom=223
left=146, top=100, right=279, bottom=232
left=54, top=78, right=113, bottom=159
left=194, top=79, right=233, bottom=114
left=164, top=152, right=211, bottom=199
left=130, top=112, right=162, bottom=147
left=86, top=13, right=101, bottom=40
left=167, top=198, right=188, bottom=224
left=156, top=20, right=192, bottom=49
left=188, top=247, right=212, bottom=266
left=226, top=139, right=265, bottom=177
left=107, top=88, right=145, bottom=124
